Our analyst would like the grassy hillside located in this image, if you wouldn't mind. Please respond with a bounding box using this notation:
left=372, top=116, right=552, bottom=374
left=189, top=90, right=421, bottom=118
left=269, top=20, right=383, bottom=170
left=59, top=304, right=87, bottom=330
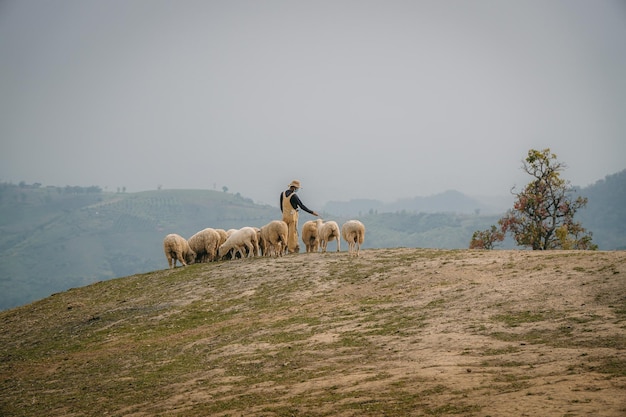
left=577, top=169, right=626, bottom=250
left=0, top=187, right=279, bottom=310
left=1, top=249, right=624, bottom=416
left=356, top=211, right=506, bottom=249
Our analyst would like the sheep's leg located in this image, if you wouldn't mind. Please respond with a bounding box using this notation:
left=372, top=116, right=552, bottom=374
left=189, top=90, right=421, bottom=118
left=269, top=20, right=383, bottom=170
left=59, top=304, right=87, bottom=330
left=241, top=243, right=252, bottom=258
left=177, top=251, right=187, bottom=266
left=213, top=242, right=220, bottom=261
left=236, top=244, right=245, bottom=258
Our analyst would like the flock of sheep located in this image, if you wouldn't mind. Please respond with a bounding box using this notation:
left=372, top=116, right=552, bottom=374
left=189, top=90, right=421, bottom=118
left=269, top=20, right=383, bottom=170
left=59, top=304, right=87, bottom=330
left=163, top=218, right=366, bottom=269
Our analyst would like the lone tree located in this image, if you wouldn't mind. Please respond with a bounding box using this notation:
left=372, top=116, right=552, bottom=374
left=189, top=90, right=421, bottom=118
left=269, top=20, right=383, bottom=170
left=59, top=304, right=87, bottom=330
left=498, top=148, right=596, bottom=250
left=469, top=225, right=505, bottom=250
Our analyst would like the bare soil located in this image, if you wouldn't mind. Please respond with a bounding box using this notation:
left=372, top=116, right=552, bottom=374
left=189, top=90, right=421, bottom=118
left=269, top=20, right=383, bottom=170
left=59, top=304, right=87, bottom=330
left=1, top=248, right=625, bottom=416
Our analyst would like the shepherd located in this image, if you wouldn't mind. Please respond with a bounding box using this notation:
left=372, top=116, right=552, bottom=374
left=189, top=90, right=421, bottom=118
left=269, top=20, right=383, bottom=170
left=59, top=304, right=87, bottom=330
left=280, top=180, right=319, bottom=253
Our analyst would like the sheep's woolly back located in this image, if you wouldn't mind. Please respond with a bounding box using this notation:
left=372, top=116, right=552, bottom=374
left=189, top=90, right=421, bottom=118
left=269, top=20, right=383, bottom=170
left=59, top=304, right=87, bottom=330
left=218, top=227, right=260, bottom=259
left=341, top=220, right=366, bottom=257
left=316, top=219, right=341, bottom=253
left=163, top=233, right=196, bottom=268
left=188, top=228, right=221, bottom=262
left=301, top=220, right=319, bottom=253
left=260, top=220, right=288, bottom=257
left=215, top=229, right=228, bottom=246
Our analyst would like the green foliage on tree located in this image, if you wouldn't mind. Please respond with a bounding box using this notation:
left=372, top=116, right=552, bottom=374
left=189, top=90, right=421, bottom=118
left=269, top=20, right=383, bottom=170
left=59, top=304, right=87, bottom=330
left=469, top=225, right=505, bottom=249
left=498, top=149, right=596, bottom=250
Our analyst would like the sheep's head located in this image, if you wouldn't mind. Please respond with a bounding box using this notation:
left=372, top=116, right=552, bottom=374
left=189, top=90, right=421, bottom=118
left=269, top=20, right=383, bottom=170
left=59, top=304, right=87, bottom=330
left=185, top=250, right=197, bottom=264
left=218, top=244, right=235, bottom=260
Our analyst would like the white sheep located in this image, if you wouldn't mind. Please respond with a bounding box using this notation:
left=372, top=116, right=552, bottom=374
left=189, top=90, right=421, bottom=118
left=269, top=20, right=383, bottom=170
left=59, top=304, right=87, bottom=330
left=341, top=220, right=365, bottom=257
left=259, top=220, right=288, bottom=257
left=220, top=229, right=240, bottom=258
left=163, top=233, right=196, bottom=268
left=188, top=228, right=221, bottom=263
left=316, top=219, right=341, bottom=253
left=218, top=226, right=260, bottom=260
left=301, top=220, right=319, bottom=253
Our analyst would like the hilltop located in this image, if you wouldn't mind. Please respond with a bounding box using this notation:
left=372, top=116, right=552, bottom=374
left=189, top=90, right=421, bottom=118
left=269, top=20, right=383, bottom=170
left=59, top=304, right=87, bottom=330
left=1, top=248, right=624, bottom=416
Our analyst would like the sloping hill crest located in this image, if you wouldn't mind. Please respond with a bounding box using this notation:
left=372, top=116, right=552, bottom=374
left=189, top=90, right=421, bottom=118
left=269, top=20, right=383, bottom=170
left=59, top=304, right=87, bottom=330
left=1, top=248, right=625, bottom=416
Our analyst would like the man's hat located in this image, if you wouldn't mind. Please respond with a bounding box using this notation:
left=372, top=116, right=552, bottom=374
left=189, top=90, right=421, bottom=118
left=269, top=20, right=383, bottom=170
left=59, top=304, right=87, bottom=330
left=288, top=180, right=301, bottom=189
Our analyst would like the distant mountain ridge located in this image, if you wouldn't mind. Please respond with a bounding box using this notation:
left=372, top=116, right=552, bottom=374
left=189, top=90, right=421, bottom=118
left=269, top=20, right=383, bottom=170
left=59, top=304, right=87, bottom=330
left=322, top=190, right=511, bottom=216
left=576, top=169, right=626, bottom=250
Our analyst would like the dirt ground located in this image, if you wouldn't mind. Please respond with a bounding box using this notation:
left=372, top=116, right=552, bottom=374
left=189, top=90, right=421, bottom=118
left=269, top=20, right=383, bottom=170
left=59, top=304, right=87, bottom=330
left=153, top=249, right=626, bottom=416
left=195, top=249, right=626, bottom=416
left=1, top=248, right=625, bottom=416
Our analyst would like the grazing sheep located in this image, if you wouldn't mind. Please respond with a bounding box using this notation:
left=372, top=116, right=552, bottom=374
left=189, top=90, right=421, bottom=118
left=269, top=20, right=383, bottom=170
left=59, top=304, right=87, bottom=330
left=301, top=220, right=319, bottom=253
left=215, top=229, right=236, bottom=259
left=220, top=229, right=240, bottom=258
left=260, top=220, right=288, bottom=257
left=341, top=220, right=366, bottom=257
left=188, top=228, right=221, bottom=263
left=218, top=226, right=259, bottom=260
left=163, top=233, right=196, bottom=268
left=316, top=219, right=341, bottom=253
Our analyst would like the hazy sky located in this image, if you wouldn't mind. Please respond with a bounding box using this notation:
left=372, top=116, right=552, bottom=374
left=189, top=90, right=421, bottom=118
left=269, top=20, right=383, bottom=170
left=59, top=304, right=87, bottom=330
left=2, top=1, right=625, bottom=207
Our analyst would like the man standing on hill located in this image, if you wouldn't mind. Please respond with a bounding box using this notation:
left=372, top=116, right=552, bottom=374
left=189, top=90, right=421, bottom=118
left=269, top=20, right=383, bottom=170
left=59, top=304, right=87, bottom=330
left=280, top=180, right=319, bottom=254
